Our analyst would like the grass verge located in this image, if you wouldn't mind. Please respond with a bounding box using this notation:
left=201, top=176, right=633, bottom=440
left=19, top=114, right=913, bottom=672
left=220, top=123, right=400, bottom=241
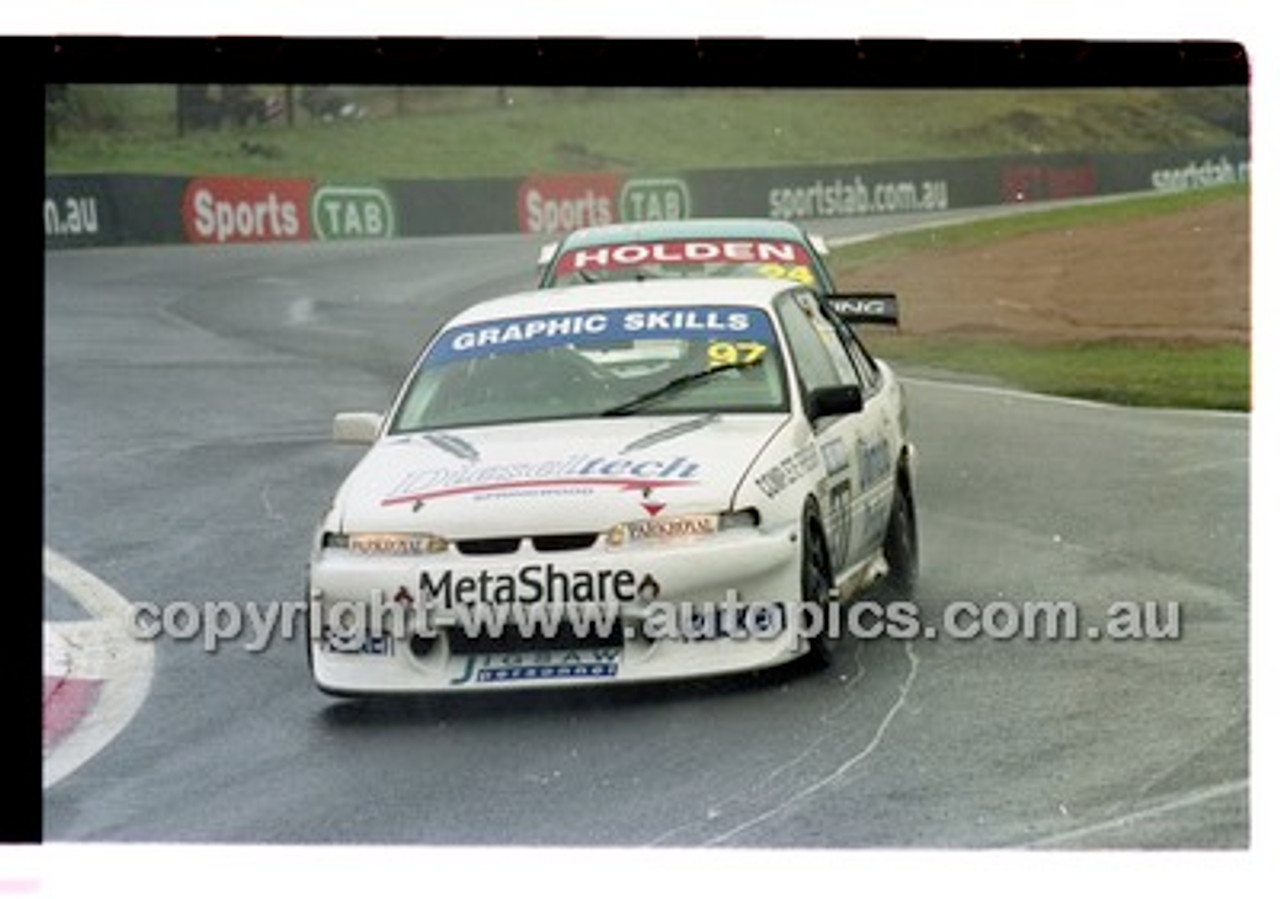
left=863, top=335, right=1249, bottom=412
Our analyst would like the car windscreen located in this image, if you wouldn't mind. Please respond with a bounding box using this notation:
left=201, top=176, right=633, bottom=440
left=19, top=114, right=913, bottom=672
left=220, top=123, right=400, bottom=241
left=546, top=238, right=820, bottom=290
left=388, top=304, right=789, bottom=432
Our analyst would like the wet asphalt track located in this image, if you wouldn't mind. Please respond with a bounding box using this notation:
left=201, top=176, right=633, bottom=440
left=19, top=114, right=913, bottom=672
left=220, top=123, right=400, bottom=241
left=42, top=218, right=1248, bottom=847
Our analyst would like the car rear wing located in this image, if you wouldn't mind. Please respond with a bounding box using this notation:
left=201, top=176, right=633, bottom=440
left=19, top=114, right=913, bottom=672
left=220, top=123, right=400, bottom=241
left=826, top=291, right=900, bottom=327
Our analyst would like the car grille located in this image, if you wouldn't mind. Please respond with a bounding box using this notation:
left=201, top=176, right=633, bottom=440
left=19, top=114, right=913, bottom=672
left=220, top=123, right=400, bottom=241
left=531, top=533, right=598, bottom=552
left=454, top=533, right=599, bottom=555
left=454, top=537, right=521, bottom=556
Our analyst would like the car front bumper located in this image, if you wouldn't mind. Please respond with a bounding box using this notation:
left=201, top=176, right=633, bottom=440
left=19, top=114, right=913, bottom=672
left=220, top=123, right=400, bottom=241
left=308, top=523, right=810, bottom=694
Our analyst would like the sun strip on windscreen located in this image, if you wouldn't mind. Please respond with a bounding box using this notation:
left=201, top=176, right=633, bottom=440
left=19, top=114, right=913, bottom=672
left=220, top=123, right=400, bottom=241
left=555, top=239, right=813, bottom=275
left=425, top=305, right=778, bottom=366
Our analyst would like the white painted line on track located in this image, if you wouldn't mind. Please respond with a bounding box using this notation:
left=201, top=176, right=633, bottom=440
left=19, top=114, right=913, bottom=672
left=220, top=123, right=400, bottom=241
left=1022, top=778, right=1249, bottom=847
left=822, top=191, right=1166, bottom=251
left=42, top=547, right=155, bottom=789
left=701, top=641, right=920, bottom=846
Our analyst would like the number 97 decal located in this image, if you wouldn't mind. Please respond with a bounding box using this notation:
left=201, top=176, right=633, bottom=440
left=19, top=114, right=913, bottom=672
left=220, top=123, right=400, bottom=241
left=708, top=341, right=769, bottom=367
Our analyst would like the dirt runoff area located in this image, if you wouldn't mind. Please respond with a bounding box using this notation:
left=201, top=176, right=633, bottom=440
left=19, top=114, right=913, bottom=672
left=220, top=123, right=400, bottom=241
left=836, top=197, right=1250, bottom=344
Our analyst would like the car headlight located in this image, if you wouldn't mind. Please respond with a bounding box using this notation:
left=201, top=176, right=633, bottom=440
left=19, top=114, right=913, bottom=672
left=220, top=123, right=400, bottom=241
left=605, top=509, right=759, bottom=547
left=322, top=532, right=450, bottom=555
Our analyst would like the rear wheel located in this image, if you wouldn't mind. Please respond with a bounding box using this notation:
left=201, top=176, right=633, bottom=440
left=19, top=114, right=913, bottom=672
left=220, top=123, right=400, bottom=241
left=881, top=471, right=918, bottom=599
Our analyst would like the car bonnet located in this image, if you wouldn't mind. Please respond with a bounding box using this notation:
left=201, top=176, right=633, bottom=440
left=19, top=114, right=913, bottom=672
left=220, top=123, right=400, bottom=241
left=332, top=413, right=788, bottom=539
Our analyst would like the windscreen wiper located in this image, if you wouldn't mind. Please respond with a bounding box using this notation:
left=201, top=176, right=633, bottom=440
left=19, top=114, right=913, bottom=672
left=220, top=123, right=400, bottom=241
left=599, top=359, right=763, bottom=417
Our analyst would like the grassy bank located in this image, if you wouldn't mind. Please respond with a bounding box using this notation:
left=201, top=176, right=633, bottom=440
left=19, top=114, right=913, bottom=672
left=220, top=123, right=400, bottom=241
left=864, top=335, right=1249, bottom=411
left=45, top=85, right=1246, bottom=179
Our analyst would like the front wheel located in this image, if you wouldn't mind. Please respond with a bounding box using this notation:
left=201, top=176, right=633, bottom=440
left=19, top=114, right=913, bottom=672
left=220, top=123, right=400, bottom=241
left=800, top=511, right=838, bottom=669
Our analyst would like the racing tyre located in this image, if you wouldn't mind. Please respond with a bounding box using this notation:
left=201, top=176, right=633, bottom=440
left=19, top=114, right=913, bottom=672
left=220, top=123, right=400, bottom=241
left=799, top=508, right=838, bottom=670
left=881, top=472, right=918, bottom=600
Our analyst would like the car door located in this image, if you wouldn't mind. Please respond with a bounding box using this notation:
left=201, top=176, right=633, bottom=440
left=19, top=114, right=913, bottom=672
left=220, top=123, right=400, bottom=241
left=825, top=312, right=898, bottom=569
left=775, top=290, right=891, bottom=582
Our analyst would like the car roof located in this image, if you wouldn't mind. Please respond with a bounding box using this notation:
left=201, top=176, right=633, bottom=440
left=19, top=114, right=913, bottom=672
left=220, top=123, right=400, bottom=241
left=448, top=277, right=798, bottom=326
left=555, top=217, right=810, bottom=251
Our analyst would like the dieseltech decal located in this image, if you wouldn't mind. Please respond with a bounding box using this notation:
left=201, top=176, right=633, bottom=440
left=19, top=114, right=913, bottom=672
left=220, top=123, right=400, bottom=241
left=311, top=184, right=396, bottom=240
left=382, top=453, right=701, bottom=507
left=183, top=176, right=311, bottom=244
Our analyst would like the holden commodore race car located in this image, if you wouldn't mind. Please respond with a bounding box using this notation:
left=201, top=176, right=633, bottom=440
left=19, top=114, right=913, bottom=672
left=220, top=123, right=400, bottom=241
left=536, top=217, right=901, bottom=325
left=308, top=277, right=916, bottom=695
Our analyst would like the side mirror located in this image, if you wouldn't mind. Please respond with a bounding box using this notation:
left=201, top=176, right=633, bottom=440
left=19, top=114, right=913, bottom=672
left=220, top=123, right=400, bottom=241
left=332, top=412, right=383, bottom=445
left=807, top=384, right=863, bottom=420
left=826, top=291, right=900, bottom=326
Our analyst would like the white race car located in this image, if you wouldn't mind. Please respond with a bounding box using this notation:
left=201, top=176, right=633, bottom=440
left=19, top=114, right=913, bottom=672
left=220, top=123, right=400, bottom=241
left=308, top=277, right=916, bottom=694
